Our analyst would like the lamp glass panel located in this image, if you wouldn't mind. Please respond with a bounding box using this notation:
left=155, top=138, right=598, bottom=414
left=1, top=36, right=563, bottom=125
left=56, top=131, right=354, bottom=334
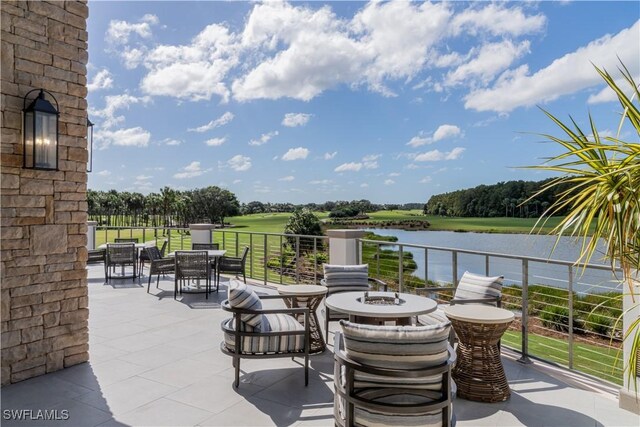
left=24, top=111, right=34, bottom=168
left=35, top=111, right=57, bottom=169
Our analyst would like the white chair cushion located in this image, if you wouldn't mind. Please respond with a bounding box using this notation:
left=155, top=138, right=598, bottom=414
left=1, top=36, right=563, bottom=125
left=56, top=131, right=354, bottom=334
left=222, top=314, right=305, bottom=354
left=227, top=280, right=265, bottom=329
left=454, top=271, right=503, bottom=304
left=323, top=264, right=369, bottom=296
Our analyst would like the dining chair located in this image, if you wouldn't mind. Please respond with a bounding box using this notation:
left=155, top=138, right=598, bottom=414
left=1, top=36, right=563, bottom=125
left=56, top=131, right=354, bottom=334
left=105, top=243, right=137, bottom=281
left=217, top=247, right=249, bottom=285
left=192, top=243, right=220, bottom=289
left=114, top=238, right=139, bottom=243
left=174, top=251, right=210, bottom=299
left=139, top=240, right=168, bottom=272
left=145, top=246, right=174, bottom=293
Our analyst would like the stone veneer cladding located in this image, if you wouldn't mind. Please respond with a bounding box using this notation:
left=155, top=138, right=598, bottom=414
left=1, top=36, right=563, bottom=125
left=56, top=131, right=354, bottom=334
left=1, top=0, right=89, bottom=385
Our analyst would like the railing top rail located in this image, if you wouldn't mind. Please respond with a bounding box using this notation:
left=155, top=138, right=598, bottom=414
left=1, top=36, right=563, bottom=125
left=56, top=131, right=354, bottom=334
left=358, top=238, right=619, bottom=273
left=95, top=226, right=328, bottom=240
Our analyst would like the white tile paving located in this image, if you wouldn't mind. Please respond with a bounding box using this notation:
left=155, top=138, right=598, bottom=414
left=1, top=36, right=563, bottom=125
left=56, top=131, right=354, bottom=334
left=1, top=265, right=638, bottom=427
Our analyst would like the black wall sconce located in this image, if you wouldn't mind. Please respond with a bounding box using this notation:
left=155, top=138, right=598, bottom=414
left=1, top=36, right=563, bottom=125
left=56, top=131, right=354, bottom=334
left=23, top=89, right=59, bottom=170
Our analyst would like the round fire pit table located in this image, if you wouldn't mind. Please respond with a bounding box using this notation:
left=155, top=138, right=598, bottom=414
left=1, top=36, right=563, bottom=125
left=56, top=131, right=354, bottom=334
left=278, top=285, right=328, bottom=354
left=325, top=291, right=436, bottom=326
left=444, top=304, right=514, bottom=403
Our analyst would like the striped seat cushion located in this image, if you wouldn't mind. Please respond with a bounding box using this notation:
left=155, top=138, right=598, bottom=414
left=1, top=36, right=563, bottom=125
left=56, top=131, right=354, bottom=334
left=222, top=314, right=305, bottom=354
left=340, top=320, right=450, bottom=370
left=454, top=271, right=503, bottom=305
left=416, top=307, right=448, bottom=327
left=323, top=264, right=369, bottom=296
left=227, top=280, right=265, bottom=329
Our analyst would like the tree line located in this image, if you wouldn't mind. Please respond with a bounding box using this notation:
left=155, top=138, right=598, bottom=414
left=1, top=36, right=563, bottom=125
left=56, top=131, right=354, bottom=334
left=241, top=200, right=422, bottom=215
left=423, top=179, right=574, bottom=218
left=88, top=186, right=240, bottom=227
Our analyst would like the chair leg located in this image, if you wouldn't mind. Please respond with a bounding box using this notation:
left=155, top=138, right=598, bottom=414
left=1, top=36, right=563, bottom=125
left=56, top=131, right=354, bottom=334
left=156, top=274, right=161, bottom=289
left=325, top=307, right=330, bottom=338
left=242, top=270, right=246, bottom=284
left=174, top=277, right=178, bottom=299
left=304, top=354, right=309, bottom=386
left=147, top=274, right=152, bottom=293
left=234, top=357, right=240, bottom=388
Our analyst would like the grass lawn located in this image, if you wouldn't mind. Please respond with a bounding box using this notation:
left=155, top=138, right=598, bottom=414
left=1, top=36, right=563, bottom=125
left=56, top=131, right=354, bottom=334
left=225, top=211, right=562, bottom=234
left=502, top=330, right=623, bottom=385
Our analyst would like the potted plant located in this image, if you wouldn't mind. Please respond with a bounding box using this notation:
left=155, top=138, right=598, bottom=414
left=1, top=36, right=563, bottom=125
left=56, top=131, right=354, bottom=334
left=527, top=62, right=639, bottom=413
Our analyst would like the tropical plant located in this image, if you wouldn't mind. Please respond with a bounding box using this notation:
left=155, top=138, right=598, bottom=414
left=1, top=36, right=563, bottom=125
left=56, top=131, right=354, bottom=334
left=527, top=61, right=640, bottom=389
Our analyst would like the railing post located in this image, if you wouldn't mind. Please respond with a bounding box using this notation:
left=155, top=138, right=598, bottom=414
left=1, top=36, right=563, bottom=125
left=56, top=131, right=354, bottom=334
left=168, top=228, right=172, bottom=253
left=222, top=231, right=226, bottom=250
left=279, top=235, right=284, bottom=285
left=398, top=245, right=404, bottom=294
left=376, top=244, right=380, bottom=277
left=518, top=259, right=532, bottom=364
left=452, top=251, right=458, bottom=286
left=326, top=230, right=365, bottom=265
left=313, top=238, right=318, bottom=285
left=250, top=233, right=254, bottom=279
left=263, top=235, right=268, bottom=286
left=568, top=265, right=574, bottom=370
left=235, top=234, right=239, bottom=257
left=295, top=236, right=300, bottom=284
left=485, top=255, right=490, bottom=276
left=143, top=228, right=146, bottom=244
left=424, top=248, right=429, bottom=285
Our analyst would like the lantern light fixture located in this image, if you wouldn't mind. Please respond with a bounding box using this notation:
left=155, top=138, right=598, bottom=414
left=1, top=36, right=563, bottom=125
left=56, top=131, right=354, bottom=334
left=23, top=89, right=59, bottom=170
left=87, top=117, right=94, bottom=172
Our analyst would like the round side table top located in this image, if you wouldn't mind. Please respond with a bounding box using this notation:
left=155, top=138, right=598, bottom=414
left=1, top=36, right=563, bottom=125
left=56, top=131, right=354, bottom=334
left=278, top=285, right=328, bottom=296
left=444, top=305, right=514, bottom=324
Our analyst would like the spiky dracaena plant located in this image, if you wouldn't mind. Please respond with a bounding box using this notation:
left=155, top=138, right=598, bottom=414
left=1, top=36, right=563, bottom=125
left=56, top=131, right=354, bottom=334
left=527, top=62, right=640, bottom=388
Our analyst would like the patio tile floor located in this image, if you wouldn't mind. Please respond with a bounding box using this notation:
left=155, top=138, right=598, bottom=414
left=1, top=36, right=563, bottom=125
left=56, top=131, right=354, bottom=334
left=0, top=265, right=638, bottom=426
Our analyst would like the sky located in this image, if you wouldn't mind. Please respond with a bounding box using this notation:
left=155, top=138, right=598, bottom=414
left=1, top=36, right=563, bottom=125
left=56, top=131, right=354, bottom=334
left=86, top=1, right=640, bottom=204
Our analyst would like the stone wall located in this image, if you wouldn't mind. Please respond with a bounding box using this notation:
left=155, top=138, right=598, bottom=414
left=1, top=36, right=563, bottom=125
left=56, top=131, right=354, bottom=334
left=1, top=1, right=89, bottom=385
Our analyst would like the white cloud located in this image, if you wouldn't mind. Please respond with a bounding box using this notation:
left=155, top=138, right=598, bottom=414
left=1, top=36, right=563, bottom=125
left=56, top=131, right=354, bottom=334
left=279, top=175, right=295, bottom=181
left=588, top=77, right=639, bottom=104
left=389, top=172, right=401, bottom=177
left=87, top=69, right=113, bottom=92
left=433, top=124, right=462, bottom=141
left=162, top=138, right=183, bottom=146
left=407, top=124, right=462, bottom=147
left=451, top=4, right=546, bottom=37
left=310, top=179, right=333, bottom=185
left=362, top=154, right=380, bottom=169
left=205, top=137, right=226, bottom=146
left=106, top=14, right=159, bottom=45
left=360, top=183, right=369, bottom=188
left=445, top=40, right=530, bottom=87
left=414, top=147, right=466, bottom=161
left=95, top=127, right=151, bottom=149
left=384, top=179, right=395, bottom=185
left=174, top=161, right=209, bottom=179
left=282, top=147, right=309, bottom=161
left=96, top=170, right=111, bottom=176
left=465, top=21, right=640, bottom=112
left=407, top=135, right=432, bottom=147
left=89, top=94, right=151, bottom=129
left=141, top=24, right=239, bottom=102
left=249, top=131, right=279, bottom=146
left=419, top=177, right=433, bottom=184
left=282, top=113, right=312, bottom=127
left=324, top=151, right=338, bottom=160
left=188, top=112, right=235, bottom=132
left=121, top=47, right=146, bottom=69
left=335, top=162, right=362, bottom=172
left=233, top=179, right=242, bottom=184
left=227, top=155, right=252, bottom=171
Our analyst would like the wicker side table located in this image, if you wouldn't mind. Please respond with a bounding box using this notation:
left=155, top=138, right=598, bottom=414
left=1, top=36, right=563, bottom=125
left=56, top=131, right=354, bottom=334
left=444, top=305, right=514, bottom=403
left=278, top=285, right=328, bottom=354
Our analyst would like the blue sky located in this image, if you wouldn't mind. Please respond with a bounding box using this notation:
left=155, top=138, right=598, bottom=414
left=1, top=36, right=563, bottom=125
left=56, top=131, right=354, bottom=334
left=86, top=1, right=640, bottom=204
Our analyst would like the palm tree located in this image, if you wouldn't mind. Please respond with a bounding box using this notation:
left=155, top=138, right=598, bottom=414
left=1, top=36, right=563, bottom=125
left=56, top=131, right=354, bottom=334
left=527, top=62, right=640, bottom=390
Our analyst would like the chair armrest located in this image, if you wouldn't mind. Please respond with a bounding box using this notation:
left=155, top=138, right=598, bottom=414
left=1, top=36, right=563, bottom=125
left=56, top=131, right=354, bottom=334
left=368, top=277, right=388, bottom=292
left=221, top=300, right=310, bottom=317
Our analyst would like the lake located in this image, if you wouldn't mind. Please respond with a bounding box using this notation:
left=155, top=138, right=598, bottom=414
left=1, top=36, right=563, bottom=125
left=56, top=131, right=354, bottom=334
left=365, top=229, right=620, bottom=294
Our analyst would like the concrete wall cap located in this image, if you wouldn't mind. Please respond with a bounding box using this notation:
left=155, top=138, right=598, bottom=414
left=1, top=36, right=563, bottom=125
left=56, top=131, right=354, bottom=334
left=189, top=223, right=215, bottom=230
left=87, top=221, right=97, bottom=226
left=326, top=229, right=366, bottom=239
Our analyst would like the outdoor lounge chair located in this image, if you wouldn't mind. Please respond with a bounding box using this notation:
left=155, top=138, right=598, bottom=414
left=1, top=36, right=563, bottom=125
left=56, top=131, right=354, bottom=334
left=139, top=240, right=167, bottom=273
left=321, top=264, right=388, bottom=336
left=220, top=280, right=310, bottom=388
left=333, top=314, right=454, bottom=427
